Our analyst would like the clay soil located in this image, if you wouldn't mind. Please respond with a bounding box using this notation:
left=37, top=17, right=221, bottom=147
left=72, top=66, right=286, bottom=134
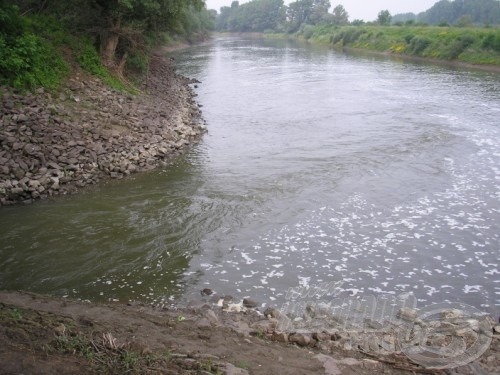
left=0, top=291, right=499, bottom=375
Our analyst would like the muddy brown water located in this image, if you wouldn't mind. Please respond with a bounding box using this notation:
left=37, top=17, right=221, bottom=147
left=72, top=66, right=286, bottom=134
left=1, top=37, right=499, bottom=317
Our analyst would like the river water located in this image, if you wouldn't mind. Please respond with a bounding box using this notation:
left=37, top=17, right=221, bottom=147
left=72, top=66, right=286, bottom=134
left=0, top=37, right=499, bottom=315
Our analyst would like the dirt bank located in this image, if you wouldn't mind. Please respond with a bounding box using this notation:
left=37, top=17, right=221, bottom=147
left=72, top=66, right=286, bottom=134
left=0, top=55, right=206, bottom=206
left=0, top=291, right=498, bottom=374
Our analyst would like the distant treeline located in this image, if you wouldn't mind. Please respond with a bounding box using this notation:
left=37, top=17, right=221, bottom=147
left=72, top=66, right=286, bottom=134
left=213, top=0, right=500, bottom=33
left=393, top=0, right=500, bottom=27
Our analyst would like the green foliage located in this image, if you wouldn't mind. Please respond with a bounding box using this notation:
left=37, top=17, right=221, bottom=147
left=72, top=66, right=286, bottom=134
left=482, top=33, right=500, bottom=52
left=76, top=42, right=105, bottom=76
left=409, top=36, right=432, bottom=55
left=126, top=51, right=150, bottom=75
left=377, top=10, right=392, bottom=26
left=332, top=28, right=367, bottom=45
left=55, top=334, right=93, bottom=358
left=217, top=0, right=285, bottom=32
left=75, top=41, right=129, bottom=91
left=0, top=3, right=24, bottom=41
left=9, top=308, right=23, bottom=320
left=331, top=4, right=349, bottom=25
left=0, top=4, right=68, bottom=90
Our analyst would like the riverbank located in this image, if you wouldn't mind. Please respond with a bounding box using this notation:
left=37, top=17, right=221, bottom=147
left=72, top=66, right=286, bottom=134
left=0, top=291, right=499, bottom=374
left=0, top=54, right=206, bottom=206
left=296, top=25, right=500, bottom=70
left=252, top=26, right=500, bottom=72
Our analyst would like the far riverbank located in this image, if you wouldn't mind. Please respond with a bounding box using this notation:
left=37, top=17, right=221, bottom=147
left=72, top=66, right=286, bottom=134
left=220, top=25, right=500, bottom=73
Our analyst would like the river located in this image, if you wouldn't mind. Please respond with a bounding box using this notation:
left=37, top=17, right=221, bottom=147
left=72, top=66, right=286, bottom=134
left=0, top=37, right=499, bottom=316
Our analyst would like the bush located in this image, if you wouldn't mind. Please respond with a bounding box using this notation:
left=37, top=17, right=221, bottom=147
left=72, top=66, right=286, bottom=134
left=482, top=33, right=500, bottom=52
left=409, top=36, right=431, bottom=55
left=443, top=35, right=475, bottom=60
left=301, top=25, right=314, bottom=40
left=330, top=28, right=367, bottom=46
left=0, top=28, right=68, bottom=89
left=76, top=42, right=104, bottom=76
left=404, top=34, right=414, bottom=44
left=126, top=51, right=150, bottom=74
left=0, top=4, right=68, bottom=90
left=343, top=28, right=366, bottom=44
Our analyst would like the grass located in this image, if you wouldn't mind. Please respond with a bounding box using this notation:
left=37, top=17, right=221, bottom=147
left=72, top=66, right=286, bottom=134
left=52, top=331, right=171, bottom=374
left=9, top=308, right=23, bottom=320
left=236, top=360, right=249, bottom=369
left=296, top=24, right=500, bottom=66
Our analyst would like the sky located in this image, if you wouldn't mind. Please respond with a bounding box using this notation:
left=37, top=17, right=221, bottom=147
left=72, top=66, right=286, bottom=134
left=204, top=0, right=440, bottom=22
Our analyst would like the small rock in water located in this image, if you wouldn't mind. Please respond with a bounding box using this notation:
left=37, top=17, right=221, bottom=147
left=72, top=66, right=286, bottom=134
left=397, top=307, right=418, bottom=321
left=243, top=298, right=258, bottom=308
left=200, top=288, right=213, bottom=296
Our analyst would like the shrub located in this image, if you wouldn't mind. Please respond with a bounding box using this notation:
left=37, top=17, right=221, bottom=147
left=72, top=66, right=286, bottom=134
left=301, top=25, right=314, bottom=40
left=0, top=30, right=68, bottom=89
left=404, top=34, right=415, bottom=44
left=126, top=51, right=150, bottom=74
left=76, top=42, right=105, bottom=76
left=443, top=35, right=476, bottom=60
left=409, top=36, right=431, bottom=55
left=482, top=33, right=500, bottom=52
left=343, top=28, right=366, bottom=44
left=0, top=4, right=68, bottom=90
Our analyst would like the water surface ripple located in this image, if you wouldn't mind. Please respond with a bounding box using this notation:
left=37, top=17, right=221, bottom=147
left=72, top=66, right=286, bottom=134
left=0, top=37, right=498, bottom=315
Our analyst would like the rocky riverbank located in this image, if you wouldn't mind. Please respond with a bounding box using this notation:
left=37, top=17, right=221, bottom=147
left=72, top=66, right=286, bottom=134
left=0, top=54, right=206, bottom=206
left=0, top=291, right=498, bottom=374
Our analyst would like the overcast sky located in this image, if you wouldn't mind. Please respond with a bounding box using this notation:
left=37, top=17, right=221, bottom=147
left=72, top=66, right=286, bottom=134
left=204, top=0, right=439, bottom=21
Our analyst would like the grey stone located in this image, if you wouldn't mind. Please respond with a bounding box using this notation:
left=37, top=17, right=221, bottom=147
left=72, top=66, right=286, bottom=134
left=271, top=331, right=288, bottom=343
left=397, top=307, right=418, bottom=321
left=195, top=318, right=212, bottom=331
left=243, top=298, right=258, bottom=308
left=224, top=363, right=249, bottom=375
left=289, top=333, right=311, bottom=347
left=47, top=161, right=61, bottom=169
left=204, top=309, right=219, bottom=326
left=13, top=167, right=25, bottom=180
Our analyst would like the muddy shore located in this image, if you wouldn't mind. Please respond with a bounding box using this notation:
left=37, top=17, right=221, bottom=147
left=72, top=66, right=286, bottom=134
left=0, top=291, right=499, bottom=374
left=0, top=55, right=206, bottom=206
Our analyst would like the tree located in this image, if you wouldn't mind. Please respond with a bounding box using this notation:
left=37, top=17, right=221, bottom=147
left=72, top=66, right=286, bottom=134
left=308, top=0, right=331, bottom=25
left=286, top=0, right=331, bottom=32
left=456, top=14, right=473, bottom=27
left=377, top=9, right=392, bottom=25
left=407, top=0, right=500, bottom=26
left=93, top=0, right=205, bottom=70
left=350, top=19, right=364, bottom=26
left=331, top=4, right=349, bottom=25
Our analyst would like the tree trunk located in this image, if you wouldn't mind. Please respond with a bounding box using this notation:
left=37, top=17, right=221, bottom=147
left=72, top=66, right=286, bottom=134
left=116, top=52, right=128, bottom=76
left=101, top=16, right=121, bottom=68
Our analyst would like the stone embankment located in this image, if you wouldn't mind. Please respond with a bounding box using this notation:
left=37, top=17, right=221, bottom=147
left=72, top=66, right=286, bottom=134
left=0, top=55, right=206, bottom=206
